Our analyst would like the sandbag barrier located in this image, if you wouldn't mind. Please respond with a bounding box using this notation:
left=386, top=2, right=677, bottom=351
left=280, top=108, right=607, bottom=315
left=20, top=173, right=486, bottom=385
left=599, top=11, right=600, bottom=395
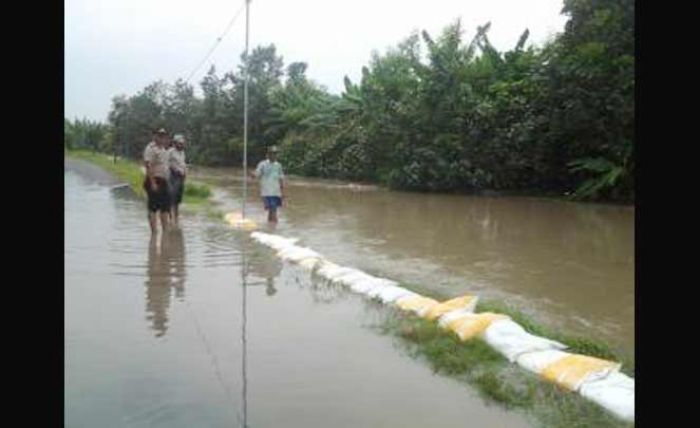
left=249, top=231, right=635, bottom=422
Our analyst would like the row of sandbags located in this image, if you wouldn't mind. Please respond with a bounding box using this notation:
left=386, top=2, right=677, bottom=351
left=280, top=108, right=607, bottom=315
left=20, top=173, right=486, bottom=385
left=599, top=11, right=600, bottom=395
left=249, top=231, right=635, bottom=422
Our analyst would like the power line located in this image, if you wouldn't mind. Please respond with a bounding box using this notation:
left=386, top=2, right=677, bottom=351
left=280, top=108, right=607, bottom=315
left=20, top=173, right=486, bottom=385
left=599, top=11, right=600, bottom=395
left=185, top=0, right=247, bottom=84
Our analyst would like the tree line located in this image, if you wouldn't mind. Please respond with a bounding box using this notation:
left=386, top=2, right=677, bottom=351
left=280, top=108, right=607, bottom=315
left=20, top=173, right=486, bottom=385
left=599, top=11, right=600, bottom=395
left=65, top=0, right=633, bottom=202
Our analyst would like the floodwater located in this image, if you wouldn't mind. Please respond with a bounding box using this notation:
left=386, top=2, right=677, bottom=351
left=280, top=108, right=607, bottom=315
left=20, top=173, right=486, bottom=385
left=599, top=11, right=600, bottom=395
left=65, top=161, right=531, bottom=427
left=193, top=166, right=634, bottom=355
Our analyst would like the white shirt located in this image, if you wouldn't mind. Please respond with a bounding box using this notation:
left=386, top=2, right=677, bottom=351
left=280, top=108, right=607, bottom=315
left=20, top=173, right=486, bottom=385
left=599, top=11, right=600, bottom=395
left=254, top=159, right=284, bottom=197
left=169, top=148, right=186, bottom=176
left=143, top=142, right=170, bottom=179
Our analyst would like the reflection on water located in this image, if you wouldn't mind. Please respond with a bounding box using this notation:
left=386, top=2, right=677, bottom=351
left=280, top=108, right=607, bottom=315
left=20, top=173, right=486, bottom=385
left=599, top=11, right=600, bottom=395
left=240, top=243, right=249, bottom=428
left=146, top=228, right=187, bottom=337
left=265, top=279, right=277, bottom=297
left=246, top=242, right=283, bottom=297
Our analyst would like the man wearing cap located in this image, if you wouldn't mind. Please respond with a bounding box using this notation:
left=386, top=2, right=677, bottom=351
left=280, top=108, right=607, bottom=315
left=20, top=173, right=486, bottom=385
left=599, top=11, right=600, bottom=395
left=143, top=128, right=172, bottom=234
left=169, top=134, right=187, bottom=226
left=250, top=146, right=285, bottom=223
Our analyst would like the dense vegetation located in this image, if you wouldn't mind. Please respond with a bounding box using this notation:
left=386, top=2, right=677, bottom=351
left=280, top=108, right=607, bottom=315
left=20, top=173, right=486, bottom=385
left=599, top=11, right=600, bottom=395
left=65, top=0, right=633, bottom=202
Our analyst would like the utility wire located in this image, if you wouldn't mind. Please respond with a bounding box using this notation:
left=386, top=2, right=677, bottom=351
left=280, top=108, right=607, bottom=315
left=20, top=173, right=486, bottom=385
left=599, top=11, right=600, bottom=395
left=185, top=0, right=247, bottom=84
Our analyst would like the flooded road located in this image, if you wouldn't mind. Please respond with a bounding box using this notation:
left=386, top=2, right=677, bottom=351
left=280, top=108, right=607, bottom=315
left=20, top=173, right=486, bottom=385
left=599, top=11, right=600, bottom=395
left=65, top=163, right=531, bottom=427
left=193, top=166, right=634, bottom=354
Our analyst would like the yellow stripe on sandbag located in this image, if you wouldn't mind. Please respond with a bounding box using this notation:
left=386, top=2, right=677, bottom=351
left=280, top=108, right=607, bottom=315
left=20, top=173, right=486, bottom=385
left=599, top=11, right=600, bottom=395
left=395, top=295, right=439, bottom=316
left=224, top=212, right=239, bottom=223
left=541, top=354, right=621, bottom=391
left=446, top=312, right=509, bottom=341
left=224, top=212, right=257, bottom=230
left=424, top=295, right=477, bottom=321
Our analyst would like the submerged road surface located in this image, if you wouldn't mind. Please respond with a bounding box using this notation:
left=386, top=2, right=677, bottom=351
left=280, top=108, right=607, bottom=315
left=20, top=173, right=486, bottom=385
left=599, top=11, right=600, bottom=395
left=65, top=161, right=531, bottom=427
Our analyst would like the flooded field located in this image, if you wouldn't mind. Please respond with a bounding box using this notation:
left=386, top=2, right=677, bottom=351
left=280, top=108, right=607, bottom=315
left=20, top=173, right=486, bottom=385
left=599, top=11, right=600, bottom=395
left=193, top=166, right=634, bottom=354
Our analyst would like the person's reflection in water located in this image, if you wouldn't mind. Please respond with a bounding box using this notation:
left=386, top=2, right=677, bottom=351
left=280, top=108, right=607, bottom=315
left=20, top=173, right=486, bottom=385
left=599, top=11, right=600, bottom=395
left=246, top=242, right=282, bottom=297
left=146, top=235, right=169, bottom=337
left=166, top=227, right=187, bottom=300
left=145, top=228, right=186, bottom=337
left=265, top=277, right=277, bottom=296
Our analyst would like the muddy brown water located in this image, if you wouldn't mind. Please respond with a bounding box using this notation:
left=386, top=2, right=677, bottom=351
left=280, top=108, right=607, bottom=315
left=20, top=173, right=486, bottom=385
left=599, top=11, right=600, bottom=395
left=193, top=166, right=634, bottom=355
left=65, top=162, right=532, bottom=427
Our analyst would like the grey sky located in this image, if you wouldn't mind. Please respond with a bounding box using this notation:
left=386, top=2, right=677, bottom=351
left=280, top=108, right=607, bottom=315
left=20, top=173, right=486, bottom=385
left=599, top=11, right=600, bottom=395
left=65, top=0, right=568, bottom=122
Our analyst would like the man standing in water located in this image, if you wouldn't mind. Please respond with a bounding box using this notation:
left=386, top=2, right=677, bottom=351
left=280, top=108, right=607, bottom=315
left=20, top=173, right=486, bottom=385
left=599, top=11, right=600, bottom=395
left=143, top=128, right=171, bottom=234
left=250, top=146, right=285, bottom=223
left=169, top=134, right=187, bottom=226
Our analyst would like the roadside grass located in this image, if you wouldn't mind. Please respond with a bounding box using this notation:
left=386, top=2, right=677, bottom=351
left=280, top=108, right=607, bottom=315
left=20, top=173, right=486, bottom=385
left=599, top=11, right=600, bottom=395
left=396, top=282, right=634, bottom=377
left=66, top=149, right=212, bottom=207
left=475, top=298, right=634, bottom=377
left=376, top=310, right=633, bottom=428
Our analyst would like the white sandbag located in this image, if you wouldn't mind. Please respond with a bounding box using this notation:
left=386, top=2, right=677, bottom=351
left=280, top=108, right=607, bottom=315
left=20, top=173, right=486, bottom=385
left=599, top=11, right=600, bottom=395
left=309, top=258, right=398, bottom=296
left=315, top=262, right=356, bottom=282
left=333, top=270, right=374, bottom=286
left=269, top=239, right=299, bottom=252
left=250, top=232, right=299, bottom=249
left=277, top=246, right=321, bottom=263
left=516, top=349, right=569, bottom=375
left=482, top=319, right=567, bottom=362
left=347, top=277, right=389, bottom=294
left=368, top=285, right=418, bottom=303
left=579, top=371, right=635, bottom=422
left=298, top=257, right=323, bottom=271
left=250, top=231, right=278, bottom=245
left=348, top=275, right=384, bottom=294
left=269, top=236, right=299, bottom=249
left=324, top=269, right=370, bottom=288
left=249, top=231, right=268, bottom=242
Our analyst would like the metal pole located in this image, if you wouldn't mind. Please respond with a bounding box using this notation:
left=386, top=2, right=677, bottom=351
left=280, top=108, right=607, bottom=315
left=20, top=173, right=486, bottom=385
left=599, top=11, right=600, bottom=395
left=242, top=0, right=250, bottom=219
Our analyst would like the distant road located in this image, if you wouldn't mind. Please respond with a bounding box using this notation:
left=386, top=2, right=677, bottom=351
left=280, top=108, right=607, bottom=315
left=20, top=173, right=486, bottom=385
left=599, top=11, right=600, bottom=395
left=65, top=157, right=121, bottom=185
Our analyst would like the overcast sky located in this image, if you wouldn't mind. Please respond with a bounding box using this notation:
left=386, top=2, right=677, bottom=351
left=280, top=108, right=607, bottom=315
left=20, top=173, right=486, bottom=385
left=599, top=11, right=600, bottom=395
left=65, top=0, right=568, bottom=122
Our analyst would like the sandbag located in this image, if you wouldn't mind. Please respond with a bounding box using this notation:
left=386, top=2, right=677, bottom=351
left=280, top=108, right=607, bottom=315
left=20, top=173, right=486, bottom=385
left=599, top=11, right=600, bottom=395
left=437, top=308, right=475, bottom=328
left=277, top=246, right=322, bottom=263
left=315, top=262, right=356, bottom=282
left=333, top=270, right=374, bottom=286
left=250, top=231, right=299, bottom=249
left=368, top=285, right=418, bottom=303
left=516, top=349, right=570, bottom=375
left=540, top=353, right=621, bottom=392
left=348, top=277, right=393, bottom=295
left=424, top=295, right=478, bottom=320
left=395, top=295, right=440, bottom=317
left=481, top=318, right=567, bottom=362
left=269, top=240, right=300, bottom=252
left=443, top=312, right=509, bottom=341
left=298, top=257, right=323, bottom=271
left=579, top=371, right=635, bottom=422
left=250, top=231, right=633, bottom=421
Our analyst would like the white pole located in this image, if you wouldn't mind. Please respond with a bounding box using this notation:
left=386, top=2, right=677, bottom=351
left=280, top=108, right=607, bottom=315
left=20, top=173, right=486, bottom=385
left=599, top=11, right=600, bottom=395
left=242, top=0, right=250, bottom=219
